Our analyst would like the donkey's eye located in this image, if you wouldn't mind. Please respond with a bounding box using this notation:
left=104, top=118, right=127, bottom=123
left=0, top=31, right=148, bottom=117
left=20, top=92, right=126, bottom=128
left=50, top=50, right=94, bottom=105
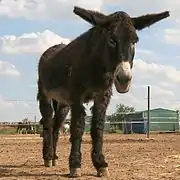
left=108, top=37, right=117, bottom=48
left=131, top=43, right=136, bottom=48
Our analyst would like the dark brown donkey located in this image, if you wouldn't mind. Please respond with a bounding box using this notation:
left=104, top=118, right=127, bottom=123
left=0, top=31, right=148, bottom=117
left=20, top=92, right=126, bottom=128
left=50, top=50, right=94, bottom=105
left=37, top=6, right=170, bottom=178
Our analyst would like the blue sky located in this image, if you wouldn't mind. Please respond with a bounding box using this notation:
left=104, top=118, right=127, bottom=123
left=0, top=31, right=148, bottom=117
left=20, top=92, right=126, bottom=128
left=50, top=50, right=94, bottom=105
left=0, top=0, right=180, bottom=122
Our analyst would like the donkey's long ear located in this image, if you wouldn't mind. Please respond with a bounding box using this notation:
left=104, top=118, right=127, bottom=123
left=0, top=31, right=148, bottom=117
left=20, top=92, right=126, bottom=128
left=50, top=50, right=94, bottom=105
left=73, top=6, right=109, bottom=26
left=132, top=11, right=170, bottom=31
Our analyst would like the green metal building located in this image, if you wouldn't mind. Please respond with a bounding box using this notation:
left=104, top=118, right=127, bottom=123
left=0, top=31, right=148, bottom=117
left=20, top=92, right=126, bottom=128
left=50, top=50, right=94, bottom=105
left=144, top=108, right=179, bottom=132
left=84, top=115, right=111, bottom=132
left=124, top=108, right=180, bottom=133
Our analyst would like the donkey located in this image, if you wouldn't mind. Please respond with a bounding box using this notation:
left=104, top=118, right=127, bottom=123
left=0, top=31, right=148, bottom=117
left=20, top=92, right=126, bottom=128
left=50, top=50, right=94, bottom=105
left=37, top=6, right=170, bottom=178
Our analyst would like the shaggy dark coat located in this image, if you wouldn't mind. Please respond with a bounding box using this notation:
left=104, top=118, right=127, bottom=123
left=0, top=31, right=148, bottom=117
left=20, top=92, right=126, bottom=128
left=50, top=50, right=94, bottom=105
left=37, top=6, right=170, bottom=178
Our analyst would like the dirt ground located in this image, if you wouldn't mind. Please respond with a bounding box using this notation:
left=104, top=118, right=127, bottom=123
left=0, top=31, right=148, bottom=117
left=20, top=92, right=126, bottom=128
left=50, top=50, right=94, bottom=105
left=0, top=133, right=180, bottom=180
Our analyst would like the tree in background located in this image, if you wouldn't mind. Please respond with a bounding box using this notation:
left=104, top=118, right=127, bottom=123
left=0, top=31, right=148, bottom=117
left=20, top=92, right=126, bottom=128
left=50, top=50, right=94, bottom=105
left=110, top=104, right=135, bottom=130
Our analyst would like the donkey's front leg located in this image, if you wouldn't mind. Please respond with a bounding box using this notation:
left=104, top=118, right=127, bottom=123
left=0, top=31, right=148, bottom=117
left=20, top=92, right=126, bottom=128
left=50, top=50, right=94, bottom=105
left=91, top=89, right=112, bottom=177
left=69, top=103, right=86, bottom=178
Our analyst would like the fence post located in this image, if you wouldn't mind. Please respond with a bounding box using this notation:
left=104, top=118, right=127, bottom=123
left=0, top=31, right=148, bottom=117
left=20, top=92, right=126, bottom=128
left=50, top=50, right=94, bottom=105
left=147, top=86, right=150, bottom=138
left=177, top=110, right=180, bottom=132
left=34, top=116, right=37, bottom=134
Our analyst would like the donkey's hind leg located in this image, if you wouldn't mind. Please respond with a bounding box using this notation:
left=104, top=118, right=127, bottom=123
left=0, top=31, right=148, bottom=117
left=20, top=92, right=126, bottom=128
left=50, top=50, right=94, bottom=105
left=39, top=96, right=54, bottom=167
left=52, top=102, right=70, bottom=166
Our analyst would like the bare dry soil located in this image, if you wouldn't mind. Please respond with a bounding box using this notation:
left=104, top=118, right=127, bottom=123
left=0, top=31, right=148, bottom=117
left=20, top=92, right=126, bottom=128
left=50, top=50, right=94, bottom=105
left=0, top=133, right=180, bottom=180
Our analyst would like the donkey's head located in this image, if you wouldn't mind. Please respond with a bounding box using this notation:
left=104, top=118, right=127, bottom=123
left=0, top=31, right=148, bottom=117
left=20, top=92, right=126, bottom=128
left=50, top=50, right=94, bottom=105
left=73, top=7, right=170, bottom=93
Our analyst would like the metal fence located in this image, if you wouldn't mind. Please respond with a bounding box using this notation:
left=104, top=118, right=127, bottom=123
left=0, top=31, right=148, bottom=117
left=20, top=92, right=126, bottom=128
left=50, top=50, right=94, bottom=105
left=0, top=117, right=180, bottom=138
left=107, top=118, right=180, bottom=138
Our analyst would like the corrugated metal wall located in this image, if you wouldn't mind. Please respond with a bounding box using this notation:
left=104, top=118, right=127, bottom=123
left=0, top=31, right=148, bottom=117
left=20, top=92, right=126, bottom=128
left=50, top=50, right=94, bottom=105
left=124, top=108, right=180, bottom=133
left=143, top=108, right=179, bottom=132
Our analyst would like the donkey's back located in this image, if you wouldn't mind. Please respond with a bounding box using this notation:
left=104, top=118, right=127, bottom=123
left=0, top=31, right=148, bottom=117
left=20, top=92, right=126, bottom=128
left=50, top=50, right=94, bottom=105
left=37, top=43, right=72, bottom=105
left=37, top=31, right=97, bottom=105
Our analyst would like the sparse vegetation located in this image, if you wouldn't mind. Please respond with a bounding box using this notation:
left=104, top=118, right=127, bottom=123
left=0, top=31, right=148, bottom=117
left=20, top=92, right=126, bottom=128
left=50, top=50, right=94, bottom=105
left=0, top=125, right=41, bottom=135
left=0, top=126, right=17, bottom=134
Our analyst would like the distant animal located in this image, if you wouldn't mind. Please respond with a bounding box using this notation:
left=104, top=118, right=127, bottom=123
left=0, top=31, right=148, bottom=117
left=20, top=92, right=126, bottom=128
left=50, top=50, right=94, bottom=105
left=39, top=98, right=69, bottom=138
left=39, top=113, right=70, bottom=138
left=37, top=6, right=170, bottom=178
left=16, top=122, right=33, bottom=134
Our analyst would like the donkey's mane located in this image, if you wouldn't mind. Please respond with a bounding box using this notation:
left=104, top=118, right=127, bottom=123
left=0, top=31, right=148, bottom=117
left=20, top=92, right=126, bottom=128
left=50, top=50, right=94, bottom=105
left=40, top=43, right=66, bottom=62
left=108, top=11, right=139, bottom=42
left=62, top=11, right=139, bottom=57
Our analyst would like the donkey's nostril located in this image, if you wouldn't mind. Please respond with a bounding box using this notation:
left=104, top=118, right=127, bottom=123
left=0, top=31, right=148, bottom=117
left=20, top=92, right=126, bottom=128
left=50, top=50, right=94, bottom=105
left=116, top=75, right=121, bottom=83
left=116, top=75, right=131, bottom=85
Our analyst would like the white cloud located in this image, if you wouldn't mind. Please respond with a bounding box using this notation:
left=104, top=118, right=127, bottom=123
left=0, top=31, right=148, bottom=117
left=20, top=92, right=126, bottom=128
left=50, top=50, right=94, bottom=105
left=0, top=0, right=178, bottom=21
left=107, top=58, right=180, bottom=113
left=164, top=29, right=180, bottom=45
left=136, top=49, right=153, bottom=56
left=14, top=101, right=31, bottom=109
left=0, top=0, right=103, bottom=20
left=0, top=28, right=180, bottom=120
left=103, top=0, right=180, bottom=48
left=7, top=30, right=177, bottom=115
left=133, top=59, right=180, bottom=83
left=0, top=30, right=70, bottom=54
left=0, top=95, right=14, bottom=109
left=0, top=97, right=34, bottom=121
left=0, top=30, right=163, bottom=57
left=28, top=58, right=180, bottom=118
left=105, top=0, right=179, bottom=20
left=2, top=66, right=180, bottom=121
left=0, top=60, right=20, bottom=77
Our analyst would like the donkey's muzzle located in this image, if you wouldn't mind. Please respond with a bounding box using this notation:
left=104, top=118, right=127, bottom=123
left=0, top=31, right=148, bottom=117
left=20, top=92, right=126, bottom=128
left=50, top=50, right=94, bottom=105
left=114, top=75, right=132, bottom=93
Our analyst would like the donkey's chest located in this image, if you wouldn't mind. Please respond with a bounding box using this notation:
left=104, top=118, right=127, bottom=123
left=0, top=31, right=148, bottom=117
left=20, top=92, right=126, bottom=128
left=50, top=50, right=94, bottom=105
left=44, top=71, right=113, bottom=105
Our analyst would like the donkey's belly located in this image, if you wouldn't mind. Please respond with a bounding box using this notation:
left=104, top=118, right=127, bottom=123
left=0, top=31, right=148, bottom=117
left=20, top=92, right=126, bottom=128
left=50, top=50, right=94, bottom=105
left=44, top=86, right=96, bottom=105
left=46, top=87, right=71, bottom=105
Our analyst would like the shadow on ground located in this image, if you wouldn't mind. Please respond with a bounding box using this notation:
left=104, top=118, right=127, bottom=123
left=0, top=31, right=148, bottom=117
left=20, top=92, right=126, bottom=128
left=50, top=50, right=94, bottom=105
left=0, top=164, right=98, bottom=179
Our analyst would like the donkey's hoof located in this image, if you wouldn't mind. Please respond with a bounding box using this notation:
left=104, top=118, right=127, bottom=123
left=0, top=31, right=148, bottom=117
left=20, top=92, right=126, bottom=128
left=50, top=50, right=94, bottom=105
left=52, top=159, right=57, bottom=166
left=97, top=167, right=110, bottom=177
left=69, top=168, right=81, bottom=178
left=44, top=159, right=52, bottom=167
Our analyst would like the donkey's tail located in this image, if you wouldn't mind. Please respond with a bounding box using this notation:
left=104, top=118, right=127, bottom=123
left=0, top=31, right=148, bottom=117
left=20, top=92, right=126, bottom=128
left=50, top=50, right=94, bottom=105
left=36, top=79, right=43, bottom=101
left=37, top=79, right=44, bottom=125
left=39, top=118, right=43, bottom=124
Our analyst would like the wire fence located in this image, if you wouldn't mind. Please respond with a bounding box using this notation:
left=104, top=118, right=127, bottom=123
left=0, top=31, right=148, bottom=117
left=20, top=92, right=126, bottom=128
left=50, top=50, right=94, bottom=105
left=0, top=119, right=179, bottom=138
left=1, top=85, right=180, bottom=138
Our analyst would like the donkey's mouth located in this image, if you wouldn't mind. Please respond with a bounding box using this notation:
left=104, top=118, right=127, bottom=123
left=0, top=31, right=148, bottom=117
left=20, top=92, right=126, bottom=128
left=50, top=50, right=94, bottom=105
left=114, top=79, right=131, bottom=93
